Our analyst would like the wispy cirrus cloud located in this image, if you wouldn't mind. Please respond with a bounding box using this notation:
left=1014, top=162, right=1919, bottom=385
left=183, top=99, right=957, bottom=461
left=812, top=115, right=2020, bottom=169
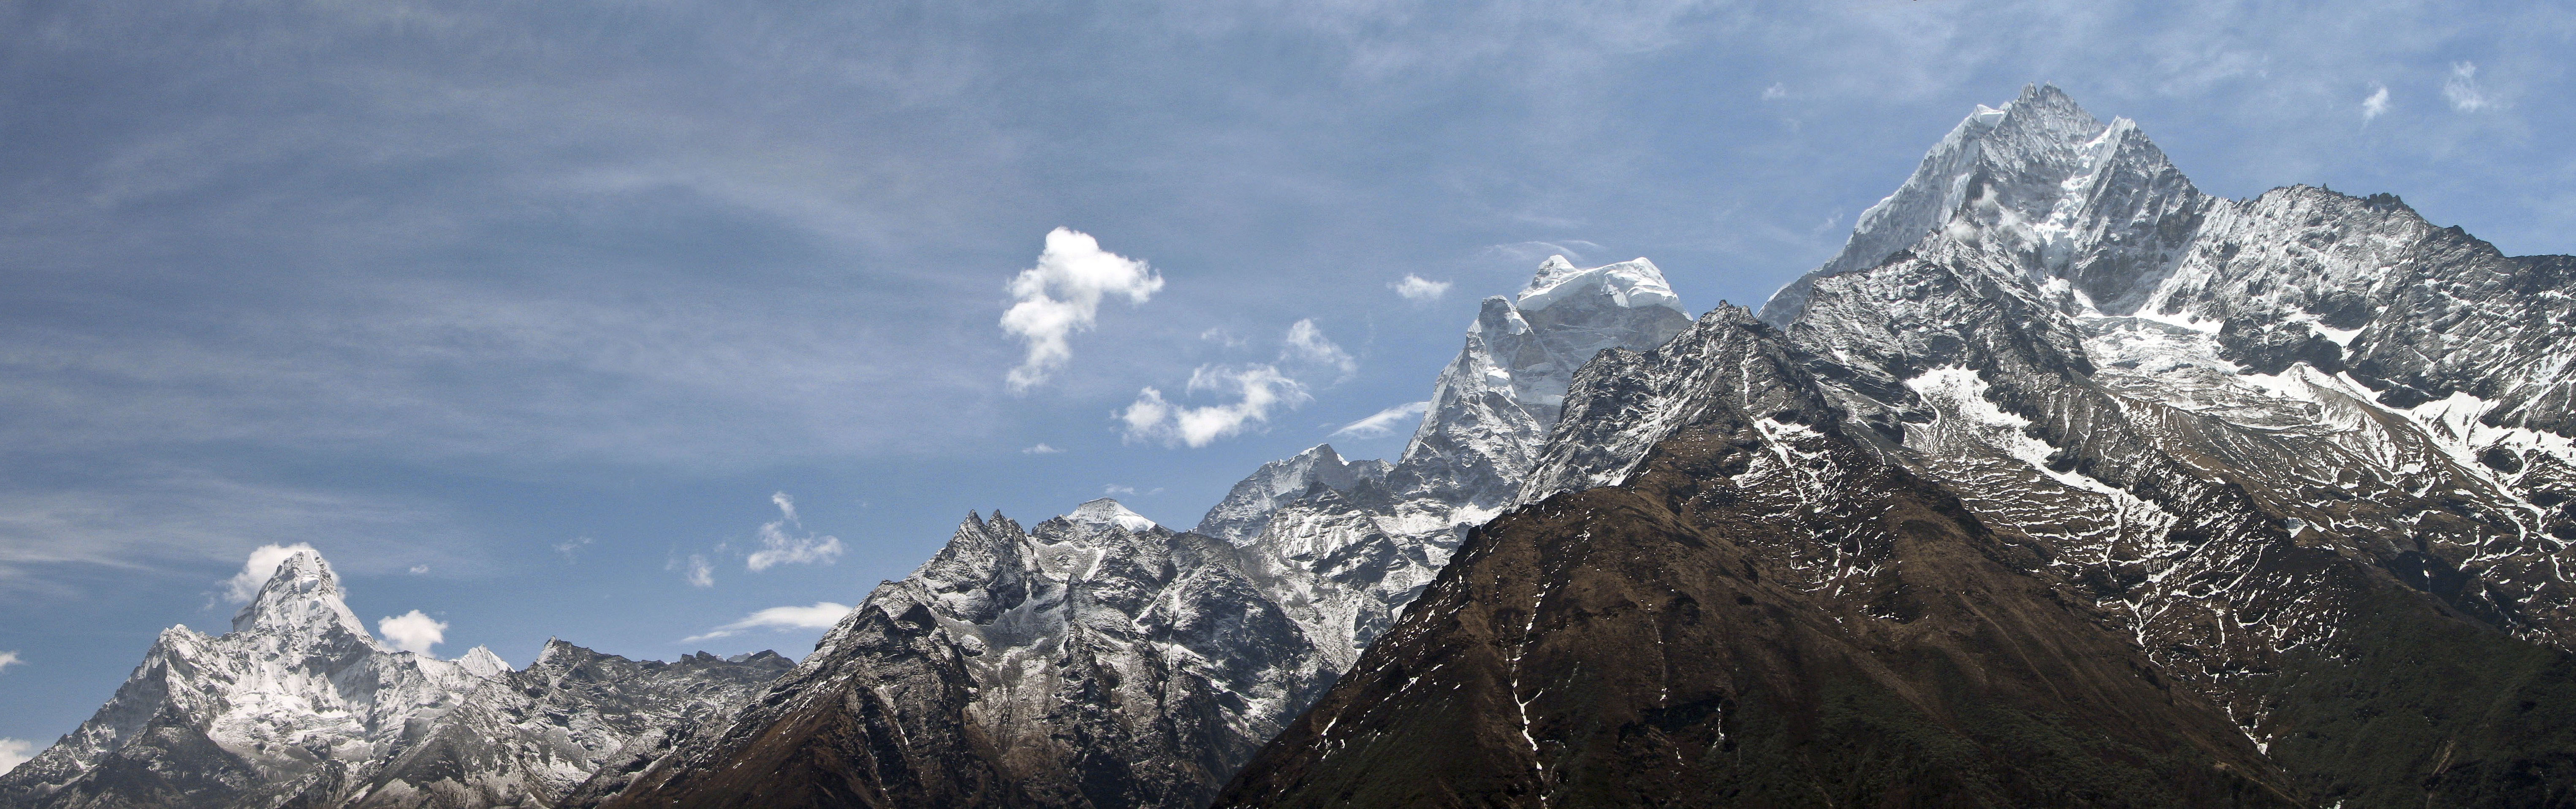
left=0, top=471, right=461, bottom=598
left=1331, top=401, right=1431, bottom=439
left=682, top=601, right=853, bottom=643
left=671, top=553, right=715, bottom=588
left=1280, top=319, right=1357, bottom=378
left=746, top=492, right=842, bottom=571
left=2443, top=61, right=2495, bottom=113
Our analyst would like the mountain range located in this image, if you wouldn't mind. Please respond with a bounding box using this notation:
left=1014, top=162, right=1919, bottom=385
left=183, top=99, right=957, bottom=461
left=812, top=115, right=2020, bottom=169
left=9, top=84, right=2576, bottom=807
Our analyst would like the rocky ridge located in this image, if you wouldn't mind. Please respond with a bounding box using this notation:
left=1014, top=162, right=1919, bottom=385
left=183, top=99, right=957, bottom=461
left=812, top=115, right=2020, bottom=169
left=1224, top=85, right=2576, bottom=807
left=594, top=257, right=1695, bottom=807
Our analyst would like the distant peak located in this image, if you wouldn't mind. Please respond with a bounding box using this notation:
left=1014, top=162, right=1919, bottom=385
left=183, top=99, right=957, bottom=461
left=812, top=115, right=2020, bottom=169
left=1534, top=254, right=1578, bottom=276
left=457, top=645, right=512, bottom=679
left=1517, top=257, right=1685, bottom=314
left=230, top=549, right=372, bottom=640
left=273, top=549, right=331, bottom=584
left=535, top=637, right=598, bottom=667
left=1997, top=83, right=2105, bottom=138
left=1068, top=498, right=1158, bottom=532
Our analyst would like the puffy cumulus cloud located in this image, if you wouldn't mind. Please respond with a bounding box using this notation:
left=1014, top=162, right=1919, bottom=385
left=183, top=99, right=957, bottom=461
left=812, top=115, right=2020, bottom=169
left=223, top=543, right=320, bottom=603
left=2444, top=62, right=2492, bottom=112
left=377, top=610, right=447, bottom=655
left=1118, top=365, right=1311, bottom=448
left=0, top=738, right=30, bottom=776
left=1021, top=443, right=1063, bottom=455
left=1000, top=228, right=1163, bottom=392
left=682, top=601, right=852, bottom=643
left=746, top=492, right=842, bottom=571
left=1390, top=274, right=1452, bottom=303
left=0, top=650, right=20, bottom=673
left=2362, top=84, right=2390, bottom=122
left=1280, top=319, right=1357, bottom=377
left=1331, top=401, right=1431, bottom=439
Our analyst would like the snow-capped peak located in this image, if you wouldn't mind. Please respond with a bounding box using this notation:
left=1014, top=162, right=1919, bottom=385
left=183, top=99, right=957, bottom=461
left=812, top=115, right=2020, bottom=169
left=230, top=549, right=372, bottom=640
left=457, top=644, right=513, bottom=679
left=1516, top=257, right=1684, bottom=314
left=1068, top=498, right=1158, bottom=532
left=1759, top=84, right=2193, bottom=326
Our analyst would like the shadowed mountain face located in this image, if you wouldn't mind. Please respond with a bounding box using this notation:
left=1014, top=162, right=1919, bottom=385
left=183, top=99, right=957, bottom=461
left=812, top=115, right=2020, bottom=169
left=1225, top=85, right=2576, bottom=808
left=1219, top=310, right=2305, bottom=807
left=596, top=261, right=1696, bottom=809
left=591, top=508, right=1334, bottom=809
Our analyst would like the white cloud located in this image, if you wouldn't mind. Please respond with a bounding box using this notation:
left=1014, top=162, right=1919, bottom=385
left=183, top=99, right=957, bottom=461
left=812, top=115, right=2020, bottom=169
left=0, top=738, right=30, bottom=776
left=1390, top=274, right=1452, bottom=303
left=377, top=609, right=447, bottom=655
left=745, top=492, right=843, bottom=571
left=673, top=553, right=714, bottom=587
left=0, top=650, right=20, bottom=673
left=1331, top=401, right=1431, bottom=439
left=1280, top=319, right=1357, bottom=376
left=1118, top=364, right=1311, bottom=448
left=999, top=227, right=1163, bottom=392
left=407, top=564, right=429, bottom=574
left=1104, top=484, right=1137, bottom=495
left=555, top=535, right=594, bottom=562
left=2362, top=84, right=2390, bottom=122
left=223, top=543, right=319, bottom=603
left=681, top=601, right=853, bottom=643
left=1020, top=443, right=1063, bottom=455
left=1481, top=241, right=1602, bottom=265
left=2443, top=62, right=2491, bottom=112
left=1199, top=327, right=1248, bottom=349
left=1761, top=82, right=1788, bottom=101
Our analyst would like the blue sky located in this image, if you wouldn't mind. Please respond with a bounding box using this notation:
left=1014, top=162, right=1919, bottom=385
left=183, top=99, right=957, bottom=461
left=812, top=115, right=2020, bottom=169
left=2, top=0, right=2571, bottom=752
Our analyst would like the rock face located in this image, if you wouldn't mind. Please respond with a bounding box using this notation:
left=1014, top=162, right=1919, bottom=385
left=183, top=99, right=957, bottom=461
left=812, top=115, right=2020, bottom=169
left=1394, top=257, right=1694, bottom=517
left=597, top=259, right=1694, bottom=808
left=1223, top=308, right=2304, bottom=807
left=0, top=551, right=789, bottom=809
left=1224, top=85, right=2576, bottom=807
left=1231, top=258, right=1693, bottom=671
left=594, top=505, right=1330, bottom=809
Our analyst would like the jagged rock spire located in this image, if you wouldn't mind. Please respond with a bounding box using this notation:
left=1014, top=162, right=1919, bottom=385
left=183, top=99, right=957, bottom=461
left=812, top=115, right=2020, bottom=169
left=229, top=549, right=373, bottom=642
left=1761, top=83, right=2201, bottom=325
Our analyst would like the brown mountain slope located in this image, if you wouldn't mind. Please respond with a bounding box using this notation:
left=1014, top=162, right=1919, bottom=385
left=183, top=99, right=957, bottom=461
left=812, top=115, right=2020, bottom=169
left=1217, top=312, right=2302, bottom=808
